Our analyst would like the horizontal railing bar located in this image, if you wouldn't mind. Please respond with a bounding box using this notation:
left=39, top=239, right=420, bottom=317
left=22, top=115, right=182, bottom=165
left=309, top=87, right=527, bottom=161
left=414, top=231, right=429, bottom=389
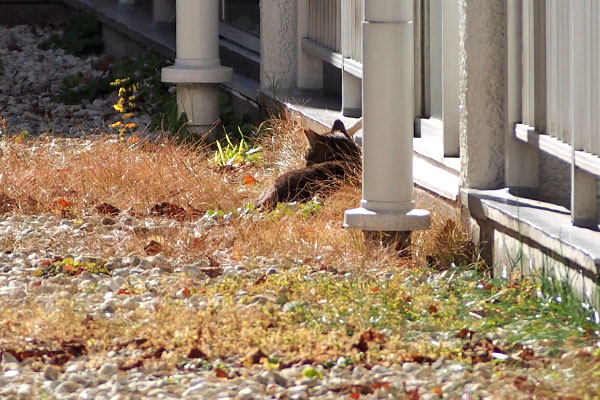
left=515, top=124, right=600, bottom=176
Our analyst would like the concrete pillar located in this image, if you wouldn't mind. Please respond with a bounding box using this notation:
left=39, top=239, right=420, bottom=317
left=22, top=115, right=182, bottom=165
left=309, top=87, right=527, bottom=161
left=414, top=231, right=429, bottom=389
left=162, top=0, right=232, bottom=139
left=260, top=0, right=297, bottom=90
left=458, top=0, right=506, bottom=189
left=153, top=0, right=175, bottom=23
left=297, top=0, right=323, bottom=89
left=344, top=0, right=430, bottom=239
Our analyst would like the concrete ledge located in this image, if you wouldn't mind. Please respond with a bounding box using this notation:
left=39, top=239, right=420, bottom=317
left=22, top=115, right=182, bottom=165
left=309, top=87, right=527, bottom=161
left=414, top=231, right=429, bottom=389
left=463, top=188, right=600, bottom=304
left=258, top=88, right=362, bottom=135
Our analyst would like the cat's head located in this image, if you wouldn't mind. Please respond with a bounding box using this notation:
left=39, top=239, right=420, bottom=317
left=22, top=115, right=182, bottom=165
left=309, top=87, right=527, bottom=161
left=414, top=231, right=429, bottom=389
left=304, top=120, right=361, bottom=166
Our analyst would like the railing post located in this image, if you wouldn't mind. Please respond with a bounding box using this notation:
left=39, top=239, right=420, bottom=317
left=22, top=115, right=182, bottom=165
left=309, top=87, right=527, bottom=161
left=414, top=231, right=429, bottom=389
left=570, top=0, right=598, bottom=228
left=441, top=0, right=459, bottom=156
left=161, top=0, right=232, bottom=140
left=341, top=0, right=362, bottom=117
left=297, top=0, right=323, bottom=89
left=505, top=0, right=539, bottom=195
left=344, top=0, right=430, bottom=247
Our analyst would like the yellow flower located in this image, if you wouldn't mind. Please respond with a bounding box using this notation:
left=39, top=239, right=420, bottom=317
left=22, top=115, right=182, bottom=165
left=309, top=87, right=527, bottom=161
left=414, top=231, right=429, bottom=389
left=113, top=104, right=125, bottom=113
left=118, top=87, right=126, bottom=97
left=124, top=112, right=136, bottom=119
left=110, top=121, right=123, bottom=128
left=125, top=122, right=137, bottom=129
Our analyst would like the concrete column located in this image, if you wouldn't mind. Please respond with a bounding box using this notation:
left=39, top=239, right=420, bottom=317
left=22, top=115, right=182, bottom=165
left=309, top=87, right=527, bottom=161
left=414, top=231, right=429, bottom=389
left=153, top=0, right=175, bottom=23
left=297, top=0, right=323, bottom=89
left=458, top=0, right=506, bottom=189
left=260, top=0, right=297, bottom=90
left=162, top=0, right=232, bottom=139
left=344, top=0, right=430, bottom=237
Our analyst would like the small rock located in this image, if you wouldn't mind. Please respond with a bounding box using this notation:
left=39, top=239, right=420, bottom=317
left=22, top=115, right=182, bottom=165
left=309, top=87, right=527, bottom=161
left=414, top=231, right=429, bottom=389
left=43, top=365, right=60, bottom=381
left=2, top=352, right=19, bottom=364
left=236, top=387, right=254, bottom=400
left=99, top=363, right=118, bottom=377
left=55, top=380, right=81, bottom=393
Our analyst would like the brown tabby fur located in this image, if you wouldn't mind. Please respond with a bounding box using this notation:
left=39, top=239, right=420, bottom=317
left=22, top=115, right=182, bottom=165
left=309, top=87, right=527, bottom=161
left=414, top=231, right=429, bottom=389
left=256, top=120, right=361, bottom=210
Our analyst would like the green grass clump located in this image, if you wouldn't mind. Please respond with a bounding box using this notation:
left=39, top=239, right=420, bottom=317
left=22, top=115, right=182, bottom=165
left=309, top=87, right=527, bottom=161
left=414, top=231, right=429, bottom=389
left=38, top=13, right=103, bottom=57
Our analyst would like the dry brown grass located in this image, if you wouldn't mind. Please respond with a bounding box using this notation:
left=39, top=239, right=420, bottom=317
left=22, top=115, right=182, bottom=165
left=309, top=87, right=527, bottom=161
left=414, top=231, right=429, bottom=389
left=1, top=117, right=599, bottom=398
left=1, top=114, right=428, bottom=272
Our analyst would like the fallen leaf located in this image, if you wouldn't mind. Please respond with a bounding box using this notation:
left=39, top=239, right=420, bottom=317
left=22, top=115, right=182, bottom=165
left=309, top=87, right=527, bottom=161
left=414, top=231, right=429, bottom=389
left=242, top=174, right=258, bottom=185
left=518, top=348, right=535, bottom=361
left=183, top=287, right=191, bottom=297
left=119, top=358, right=144, bottom=371
left=150, top=202, right=186, bottom=221
left=405, top=354, right=436, bottom=364
left=128, top=135, right=141, bottom=145
left=455, top=328, right=475, bottom=339
left=428, top=304, right=438, bottom=314
left=215, top=367, right=229, bottom=378
left=144, top=240, right=163, bottom=256
left=254, top=274, right=267, bottom=285
left=246, top=348, right=267, bottom=365
left=353, top=329, right=385, bottom=352
left=95, top=202, right=121, bottom=216
left=187, top=347, right=208, bottom=359
left=0, top=193, right=16, bottom=213
left=56, top=198, right=72, bottom=208
left=432, top=386, right=443, bottom=396
left=372, top=381, right=391, bottom=389
left=350, top=391, right=360, bottom=400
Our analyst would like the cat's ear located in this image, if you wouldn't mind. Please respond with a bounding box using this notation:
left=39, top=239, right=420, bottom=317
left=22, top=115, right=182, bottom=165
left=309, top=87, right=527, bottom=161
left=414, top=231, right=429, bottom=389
left=331, top=120, right=348, bottom=137
left=304, top=129, right=320, bottom=147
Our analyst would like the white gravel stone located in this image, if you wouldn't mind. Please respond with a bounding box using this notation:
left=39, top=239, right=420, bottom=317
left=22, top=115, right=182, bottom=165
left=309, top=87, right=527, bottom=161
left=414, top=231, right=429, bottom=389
left=43, top=365, right=60, bottom=381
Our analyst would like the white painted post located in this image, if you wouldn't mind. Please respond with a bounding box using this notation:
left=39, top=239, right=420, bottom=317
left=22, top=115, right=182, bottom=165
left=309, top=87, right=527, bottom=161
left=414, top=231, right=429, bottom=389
left=161, top=0, right=232, bottom=140
left=341, top=0, right=361, bottom=117
left=344, top=0, right=430, bottom=239
left=442, top=0, right=460, bottom=157
left=153, top=0, right=175, bottom=23
left=570, top=0, right=598, bottom=228
left=505, top=0, right=539, bottom=194
left=297, top=0, right=323, bottom=89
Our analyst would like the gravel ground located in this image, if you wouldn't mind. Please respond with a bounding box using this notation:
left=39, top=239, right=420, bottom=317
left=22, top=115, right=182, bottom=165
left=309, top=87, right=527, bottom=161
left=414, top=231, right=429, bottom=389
left=0, top=24, right=598, bottom=400
left=0, top=24, right=150, bottom=137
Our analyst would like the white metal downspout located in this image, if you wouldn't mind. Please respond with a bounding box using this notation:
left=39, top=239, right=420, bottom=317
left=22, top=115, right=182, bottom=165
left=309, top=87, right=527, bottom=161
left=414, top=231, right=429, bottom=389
left=161, top=0, right=232, bottom=140
left=344, top=0, right=430, bottom=241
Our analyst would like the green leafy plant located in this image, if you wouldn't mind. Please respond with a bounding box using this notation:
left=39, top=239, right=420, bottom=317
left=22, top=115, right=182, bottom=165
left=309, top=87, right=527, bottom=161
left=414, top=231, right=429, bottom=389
left=213, top=129, right=262, bottom=166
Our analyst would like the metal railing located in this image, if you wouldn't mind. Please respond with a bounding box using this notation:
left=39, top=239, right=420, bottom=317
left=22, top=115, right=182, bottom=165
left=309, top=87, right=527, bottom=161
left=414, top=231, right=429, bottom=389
left=518, top=0, right=600, bottom=227
left=305, top=0, right=363, bottom=64
left=308, top=0, right=341, bottom=53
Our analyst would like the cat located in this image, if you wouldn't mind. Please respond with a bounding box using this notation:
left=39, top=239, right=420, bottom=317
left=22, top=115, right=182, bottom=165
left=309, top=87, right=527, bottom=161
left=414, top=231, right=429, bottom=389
left=256, top=120, right=361, bottom=210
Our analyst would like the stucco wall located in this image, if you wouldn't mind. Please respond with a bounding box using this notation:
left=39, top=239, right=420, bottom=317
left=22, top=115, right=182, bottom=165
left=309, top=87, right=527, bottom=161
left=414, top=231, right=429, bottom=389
left=260, top=0, right=297, bottom=90
left=458, top=0, right=506, bottom=189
